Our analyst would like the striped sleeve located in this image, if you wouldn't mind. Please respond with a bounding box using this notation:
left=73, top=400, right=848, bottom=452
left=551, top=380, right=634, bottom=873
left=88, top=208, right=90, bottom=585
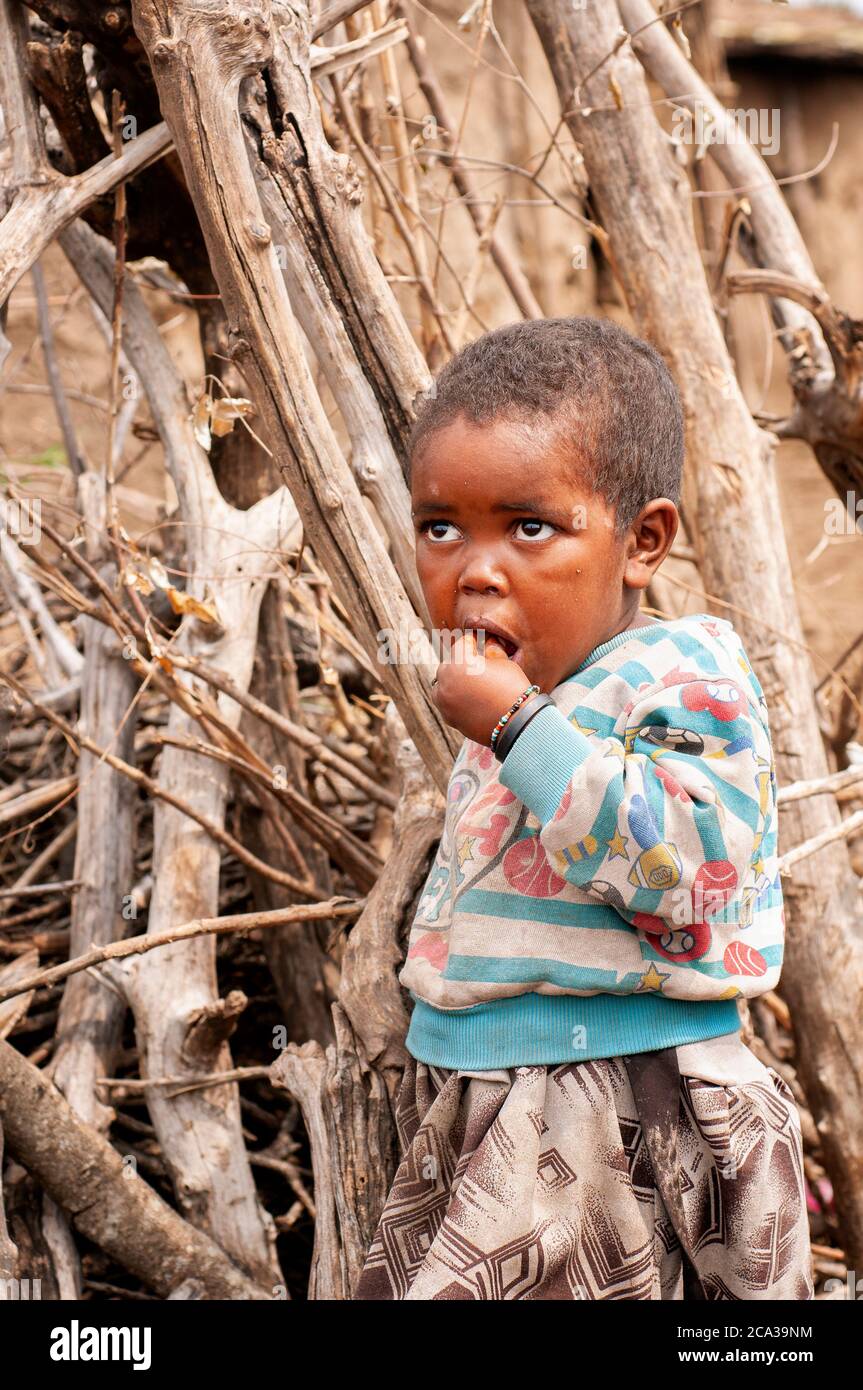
left=498, top=676, right=774, bottom=954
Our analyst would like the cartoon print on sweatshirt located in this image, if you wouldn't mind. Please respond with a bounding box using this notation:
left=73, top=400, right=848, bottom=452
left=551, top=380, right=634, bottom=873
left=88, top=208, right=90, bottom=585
left=399, top=613, right=786, bottom=1010
left=406, top=760, right=479, bottom=968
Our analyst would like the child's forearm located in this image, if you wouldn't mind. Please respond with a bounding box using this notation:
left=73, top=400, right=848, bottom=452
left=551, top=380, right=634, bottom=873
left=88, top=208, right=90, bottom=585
left=498, top=680, right=775, bottom=936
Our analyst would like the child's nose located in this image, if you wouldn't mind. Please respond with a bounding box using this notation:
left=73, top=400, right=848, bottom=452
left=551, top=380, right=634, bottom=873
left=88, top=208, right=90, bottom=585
left=458, top=549, right=509, bottom=595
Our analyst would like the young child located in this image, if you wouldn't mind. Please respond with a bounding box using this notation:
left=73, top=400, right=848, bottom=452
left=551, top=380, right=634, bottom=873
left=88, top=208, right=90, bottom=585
left=355, top=317, right=813, bottom=1302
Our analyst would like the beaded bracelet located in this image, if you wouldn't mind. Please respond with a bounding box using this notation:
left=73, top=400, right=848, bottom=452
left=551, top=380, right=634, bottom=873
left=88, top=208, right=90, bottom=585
left=493, top=692, right=554, bottom=763
left=489, top=683, right=540, bottom=753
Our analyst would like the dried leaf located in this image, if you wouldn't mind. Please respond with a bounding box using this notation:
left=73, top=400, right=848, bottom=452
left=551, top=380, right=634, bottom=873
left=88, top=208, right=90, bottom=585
left=121, top=564, right=155, bottom=596
left=192, top=393, right=212, bottom=451
left=608, top=75, right=624, bottom=111
left=191, top=392, right=254, bottom=448
left=166, top=587, right=220, bottom=625
left=210, top=396, right=254, bottom=437
left=146, top=555, right=171, bottom=591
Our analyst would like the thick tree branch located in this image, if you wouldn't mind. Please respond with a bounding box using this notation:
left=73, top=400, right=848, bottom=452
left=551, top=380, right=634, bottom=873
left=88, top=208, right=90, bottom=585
left=527, top=0, right=863, bottom=1275
left=0, top=1038, right=273, bottom=1299
left=130, top=0, right=459, bottom=793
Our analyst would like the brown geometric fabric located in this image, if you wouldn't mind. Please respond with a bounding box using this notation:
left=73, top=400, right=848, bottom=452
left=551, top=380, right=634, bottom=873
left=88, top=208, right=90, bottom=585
left=354, top=1050, right=813, bottom=1301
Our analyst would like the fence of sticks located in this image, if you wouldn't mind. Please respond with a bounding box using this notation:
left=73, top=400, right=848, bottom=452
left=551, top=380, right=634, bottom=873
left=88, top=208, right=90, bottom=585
left=1, top=0, right=862, bottom=1301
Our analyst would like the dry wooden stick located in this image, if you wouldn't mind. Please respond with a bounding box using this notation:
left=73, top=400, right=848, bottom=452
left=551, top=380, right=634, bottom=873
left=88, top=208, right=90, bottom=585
left=125, top=647, right=386, bottom=883
left=147, top=729, right=311, bottom=875
left=427, top=0, right=491, bottom=293
left=311, top=15, right=408, bottom=78
left=131, top=0, right=458, bottom=793
left=104, top=89, right=128, bottom=542
left=154, top=646, right=397, bottom=809
left=31, top=260, right=83, bottom=475
left=451, top=191, right=503, bottom=349
left=779, top=809, right=863, bottom=876
left=0, top=120, right=172, bottom=309
left=0, top=670, right=327, bottom=899
left=619, top=0, right=829, bottom=363
left=98, top=1064, right=275, bottom=1095
left=244, top=69, right=426, bottom=615
left=725, top=269, right=854, bottom=387
left=369, top=0, right=440, bottom=354
left=0, top=501, right=85, bottom=677
left=314, top=0, right=375, bottom=38
left=0, top=776, right=77, bottom=830
left=0, top=898, right=364, bottom=1006
left=620, top=0, right=863, bottom=503
left=779, top=765, right=863, bottom=806
left=0, top=879, right=80, bottom=901
left=398, top=3, right=543, bottom=319
left=330, top=68, right=459, bottom=354
left=0, top=1037, right=272, bottom=1299
left=150, top=729, right=383, bottom=890
left=20, top=503, right=140, bottom=634
left=249, top=1151, right=315, bottom=1217
left=265, top=3, right=434, bottom=452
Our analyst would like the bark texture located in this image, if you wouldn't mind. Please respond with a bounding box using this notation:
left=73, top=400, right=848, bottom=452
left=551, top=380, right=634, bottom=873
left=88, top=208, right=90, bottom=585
left=527, top=0, right=863, bottom=1269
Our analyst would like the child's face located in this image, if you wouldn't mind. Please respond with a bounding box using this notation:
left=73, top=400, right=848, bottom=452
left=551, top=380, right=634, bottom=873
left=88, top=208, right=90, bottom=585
left=411, top=411, right=677, bottom=693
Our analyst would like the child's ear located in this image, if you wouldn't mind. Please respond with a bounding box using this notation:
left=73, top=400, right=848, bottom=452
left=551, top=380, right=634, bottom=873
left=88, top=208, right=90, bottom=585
left=623, top=500, right=679, bottom=590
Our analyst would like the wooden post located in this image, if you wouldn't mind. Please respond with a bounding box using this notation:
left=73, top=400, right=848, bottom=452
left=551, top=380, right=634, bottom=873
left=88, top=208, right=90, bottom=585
left=526, top=0, right=863, bottom=1271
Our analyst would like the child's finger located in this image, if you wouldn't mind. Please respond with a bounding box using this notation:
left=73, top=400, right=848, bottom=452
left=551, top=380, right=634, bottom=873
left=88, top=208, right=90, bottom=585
left=444, top=628, right=478, bottom=666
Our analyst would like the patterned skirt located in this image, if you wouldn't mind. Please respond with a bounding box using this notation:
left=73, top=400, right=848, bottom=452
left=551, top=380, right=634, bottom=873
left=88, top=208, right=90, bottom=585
left=354, top=1045, right=814, bottom=1301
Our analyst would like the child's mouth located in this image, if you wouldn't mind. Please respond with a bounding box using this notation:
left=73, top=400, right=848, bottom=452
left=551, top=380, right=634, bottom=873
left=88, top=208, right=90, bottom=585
left=479, top=631, right=521, bottom=662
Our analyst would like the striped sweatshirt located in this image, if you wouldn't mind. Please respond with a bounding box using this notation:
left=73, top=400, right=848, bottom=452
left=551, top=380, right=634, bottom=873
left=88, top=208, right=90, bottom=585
left=400, top=613, right=785, bottom=1070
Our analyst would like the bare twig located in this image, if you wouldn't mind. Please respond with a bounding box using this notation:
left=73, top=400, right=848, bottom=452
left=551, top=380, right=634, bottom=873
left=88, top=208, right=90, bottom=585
left=313, top=0, right=375, bottom=39
left=398, top=3, right=543, bottom=318
left=0, top=670, right=329, bottom=898
left=0, top=122, right=173, bottom=308
left=0, top=899, right=364, bottom=1006
left=779, top=810, right=863, bottom=876
left=31, top=261, right=84, bottom=475
left=778, top=766, right=863, bottom=807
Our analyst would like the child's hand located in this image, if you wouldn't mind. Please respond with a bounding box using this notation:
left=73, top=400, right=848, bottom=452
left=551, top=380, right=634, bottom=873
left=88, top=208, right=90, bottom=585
left=432, top=630, right=538, bottom=746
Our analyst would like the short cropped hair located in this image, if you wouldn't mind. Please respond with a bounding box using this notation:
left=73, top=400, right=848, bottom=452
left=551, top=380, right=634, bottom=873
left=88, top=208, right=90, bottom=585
left=408, top=317, right=684, bottom=536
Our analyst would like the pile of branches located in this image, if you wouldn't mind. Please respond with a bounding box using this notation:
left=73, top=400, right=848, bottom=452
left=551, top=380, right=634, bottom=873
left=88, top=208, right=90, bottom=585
left=0, top=490, right=410, bottom=1298
left=1, top=0, right=862, bottom=1301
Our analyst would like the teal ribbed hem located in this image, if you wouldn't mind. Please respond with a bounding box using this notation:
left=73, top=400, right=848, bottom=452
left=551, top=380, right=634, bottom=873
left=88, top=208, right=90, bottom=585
left=404, top=991, right=741, bottom=1070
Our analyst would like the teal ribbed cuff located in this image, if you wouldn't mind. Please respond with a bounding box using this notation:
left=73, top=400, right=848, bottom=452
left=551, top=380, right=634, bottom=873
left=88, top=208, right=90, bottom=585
left=499, top=703, right=594, bottom=821
left=405, top=991, right=741, bottom=1070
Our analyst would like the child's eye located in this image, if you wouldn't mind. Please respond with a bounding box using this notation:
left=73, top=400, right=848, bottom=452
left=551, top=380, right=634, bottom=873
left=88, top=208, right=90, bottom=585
left=514, top=518, right=556, bottom=541
left=419, top=520, right=462, bottom=542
